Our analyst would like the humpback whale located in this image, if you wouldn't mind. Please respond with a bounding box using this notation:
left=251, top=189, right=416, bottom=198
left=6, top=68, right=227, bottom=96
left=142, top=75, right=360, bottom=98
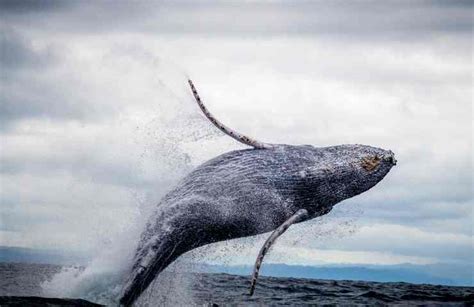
left=119, top=79, right=396, bottom=305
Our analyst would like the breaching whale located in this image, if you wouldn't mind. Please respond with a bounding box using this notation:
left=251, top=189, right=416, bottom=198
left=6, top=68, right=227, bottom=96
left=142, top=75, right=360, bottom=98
left=119, top=79, right=396, bottom=305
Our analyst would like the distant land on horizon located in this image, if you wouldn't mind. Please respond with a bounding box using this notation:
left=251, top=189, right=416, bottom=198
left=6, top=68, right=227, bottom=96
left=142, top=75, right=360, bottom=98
left=1, top=246, right=471, bottom=287
left=0, top=246, right=88, bottom=266
left=199, top=263, right=472, bottom=287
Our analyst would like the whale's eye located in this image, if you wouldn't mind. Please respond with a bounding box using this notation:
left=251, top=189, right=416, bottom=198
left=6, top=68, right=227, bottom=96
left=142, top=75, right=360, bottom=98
left=361, top=156, right=381, bottom=171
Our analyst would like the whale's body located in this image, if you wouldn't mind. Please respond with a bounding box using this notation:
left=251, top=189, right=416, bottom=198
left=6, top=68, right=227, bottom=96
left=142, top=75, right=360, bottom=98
left=120, top=144, right=396, bottom=305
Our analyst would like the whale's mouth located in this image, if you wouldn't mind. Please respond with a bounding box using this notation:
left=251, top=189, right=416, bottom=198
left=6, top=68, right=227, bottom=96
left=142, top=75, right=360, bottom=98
left=383, top=150, right=397, bottom=166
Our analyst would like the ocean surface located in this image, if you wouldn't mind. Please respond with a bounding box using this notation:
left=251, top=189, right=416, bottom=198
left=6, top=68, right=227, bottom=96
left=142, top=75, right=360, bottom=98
left=1, top=262, right=473, bottom=306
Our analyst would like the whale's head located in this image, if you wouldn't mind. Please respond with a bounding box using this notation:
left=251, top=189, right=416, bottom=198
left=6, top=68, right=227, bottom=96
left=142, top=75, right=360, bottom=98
left=283, top=144, right=396, bottom=213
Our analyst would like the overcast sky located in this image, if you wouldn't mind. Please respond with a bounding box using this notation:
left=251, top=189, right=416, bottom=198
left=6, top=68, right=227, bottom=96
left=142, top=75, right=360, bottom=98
left=0, top=0, right=472, bottom=273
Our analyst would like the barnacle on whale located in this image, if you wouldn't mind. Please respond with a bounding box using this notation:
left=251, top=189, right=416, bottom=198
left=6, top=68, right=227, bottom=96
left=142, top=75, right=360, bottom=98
left=361, top=156, right=381, bottom=171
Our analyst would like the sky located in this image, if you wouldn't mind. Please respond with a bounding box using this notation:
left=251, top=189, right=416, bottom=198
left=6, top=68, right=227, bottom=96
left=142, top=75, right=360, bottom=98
left=0, top=0, right=472, bottom=278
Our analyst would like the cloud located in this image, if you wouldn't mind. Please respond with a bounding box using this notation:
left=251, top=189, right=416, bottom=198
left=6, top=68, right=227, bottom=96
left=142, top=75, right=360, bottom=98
left=0, top=28, right=86, bottom=127
left=0, top=28, right=55, bottom=69
left=0, top=0, right=70, bottom=13
left=304, top=222, right=473, bottom=263
left=0, top=29, right=203, bottom=130
left=1, top=1, right=472, bottom=39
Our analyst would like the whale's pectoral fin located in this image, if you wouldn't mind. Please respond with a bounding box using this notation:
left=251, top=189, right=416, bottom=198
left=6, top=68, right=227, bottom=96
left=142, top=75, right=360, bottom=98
left=188, top=79, right=274, bottom=149
left=249, top=209, right=309, bottom=296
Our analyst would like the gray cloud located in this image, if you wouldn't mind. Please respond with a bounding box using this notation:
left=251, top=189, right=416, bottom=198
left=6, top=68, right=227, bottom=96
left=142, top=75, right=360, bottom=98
left=0, top=29, right=84, bottom=127
left=0, top=0, right=70, bottom=13
left=309, top=222, right=473, bottom=263
left=0, top=81, right=88, bottom=128
left=1, top=1, right=472, bottom=39
left=0, top=29, right=154, bottom=129
left=0, top=28, right=55, bottom=69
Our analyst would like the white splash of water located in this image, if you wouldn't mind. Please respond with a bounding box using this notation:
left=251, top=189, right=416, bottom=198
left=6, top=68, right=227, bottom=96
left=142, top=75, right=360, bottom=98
left=40, top=58, right=222, bottom=305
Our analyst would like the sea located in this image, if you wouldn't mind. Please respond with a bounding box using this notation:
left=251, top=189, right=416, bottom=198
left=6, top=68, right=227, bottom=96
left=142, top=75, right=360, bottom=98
left=1, top=262, right=473, bottom=306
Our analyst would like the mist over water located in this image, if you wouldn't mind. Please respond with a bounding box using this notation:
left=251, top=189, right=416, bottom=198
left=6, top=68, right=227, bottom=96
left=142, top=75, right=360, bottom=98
left=39, top=62, right=218, bottom=305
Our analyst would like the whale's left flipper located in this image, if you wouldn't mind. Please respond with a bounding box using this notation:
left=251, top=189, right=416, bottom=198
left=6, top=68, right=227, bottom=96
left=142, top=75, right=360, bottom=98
left=188, top=79, right=274, bottom=149
left=249, top=209, right=309, bottom=296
